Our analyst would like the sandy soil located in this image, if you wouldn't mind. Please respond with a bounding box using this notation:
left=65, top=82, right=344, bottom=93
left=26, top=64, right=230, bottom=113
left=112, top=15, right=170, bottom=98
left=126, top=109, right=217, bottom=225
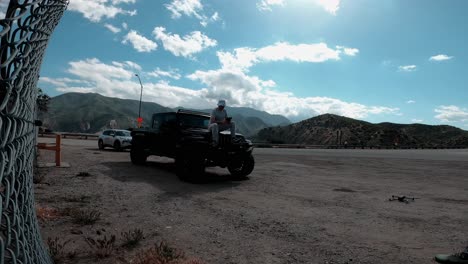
left=35, top=138, right=468, bottom=264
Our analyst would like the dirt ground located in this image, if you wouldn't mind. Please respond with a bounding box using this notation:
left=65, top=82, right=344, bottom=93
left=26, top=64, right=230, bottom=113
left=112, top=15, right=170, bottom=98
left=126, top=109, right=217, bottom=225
left=35, top=138, right=468, bottom=264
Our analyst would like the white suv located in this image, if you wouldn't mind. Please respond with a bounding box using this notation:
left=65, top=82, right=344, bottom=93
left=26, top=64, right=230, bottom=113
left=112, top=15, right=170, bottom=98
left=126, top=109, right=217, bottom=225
left=98, top=129, right=132, bottom=151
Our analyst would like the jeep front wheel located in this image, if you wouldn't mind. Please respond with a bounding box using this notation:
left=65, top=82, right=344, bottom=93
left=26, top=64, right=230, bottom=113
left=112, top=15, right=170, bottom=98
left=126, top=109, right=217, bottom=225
left=228, top=154, right=255, bottom=179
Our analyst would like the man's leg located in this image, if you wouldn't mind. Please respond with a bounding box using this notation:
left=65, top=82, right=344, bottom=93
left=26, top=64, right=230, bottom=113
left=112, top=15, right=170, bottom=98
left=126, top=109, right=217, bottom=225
left=209, top=123, right=219, bottom=146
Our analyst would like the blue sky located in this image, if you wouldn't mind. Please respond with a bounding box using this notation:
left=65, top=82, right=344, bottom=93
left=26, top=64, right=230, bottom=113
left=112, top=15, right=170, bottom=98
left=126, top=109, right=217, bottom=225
left=10, top=0, right=468, bottom=127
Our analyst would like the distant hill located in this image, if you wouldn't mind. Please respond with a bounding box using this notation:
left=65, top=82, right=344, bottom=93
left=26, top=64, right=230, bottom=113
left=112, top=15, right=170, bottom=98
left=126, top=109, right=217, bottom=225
left=41, top=93, right=172, bottom=133
left=41, top=93, right=290, bottom=136
left=209, top=107, right=291, bottom=127
left=256, top=113, right=468, bottom=148
left=181, top=106, right=291, bottom=137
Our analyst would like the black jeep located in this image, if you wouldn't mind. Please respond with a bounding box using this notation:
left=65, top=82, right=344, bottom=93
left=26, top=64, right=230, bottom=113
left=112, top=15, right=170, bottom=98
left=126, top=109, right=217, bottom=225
left=130, top=109, right=255, bottom=180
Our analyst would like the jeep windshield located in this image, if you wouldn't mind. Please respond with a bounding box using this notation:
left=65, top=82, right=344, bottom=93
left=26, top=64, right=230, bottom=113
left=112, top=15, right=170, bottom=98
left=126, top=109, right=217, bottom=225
left=179, top=114, right=210, bottom=129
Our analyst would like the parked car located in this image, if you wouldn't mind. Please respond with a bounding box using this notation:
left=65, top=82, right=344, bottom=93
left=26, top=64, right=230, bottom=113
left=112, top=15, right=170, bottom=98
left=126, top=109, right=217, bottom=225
left=98, top=129, right=132, bottom=151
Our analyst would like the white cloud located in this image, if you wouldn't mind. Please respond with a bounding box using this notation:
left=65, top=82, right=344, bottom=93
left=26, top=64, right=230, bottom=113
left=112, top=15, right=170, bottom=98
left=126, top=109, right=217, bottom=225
left=411, top=119, right=423, bottom=123
left=111, top=0, right=136, bottom=4
left=148, top=68, right=181, bottom=80
left=337, top=46, right=359, bottom=56
left=257, top=0, right=285, bottom=11
left=152, top=27, right=217, bottom=58
left=104, top=23, right=121, bottom=33
left=398, top=65, right=417, bottom=72
left=40, top=77, right=92, bottom=87
left=187, top=68, right=398, bottom=119
left=257, top=0, right=340, bottom=14
left=315, top=0, right=340, bottom=15
left=122, top=22, right=128, bottom=30
left=435, top=105, right=468, bottom=123
left=218, top=42, right=358, bottom=72
left=68, top=58, right=135, bottom=81
left=122, top=30, right=158, bottom=52
left=165, top=0, right=203, bottom=19
left=406, top=100, right=416, bottom=104
left=68, top=0, right=137, bottom=22
left=429, top=54, right=453, bottom=61
left=210, top=12, right=220, bottom=22
left=42, top=58, right=399, bottom=121
left=111, top=61, right=142, bottom=71
left=165, top=0, right=219, bottom=27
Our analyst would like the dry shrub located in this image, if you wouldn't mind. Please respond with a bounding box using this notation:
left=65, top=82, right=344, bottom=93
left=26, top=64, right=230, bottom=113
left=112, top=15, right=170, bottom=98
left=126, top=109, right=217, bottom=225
left=183, top=258, right=205, bottom=264
left=47, top=237, right=70, bottom=263
left=121, top=228, right=145, bottom=248
left=85, top=234, right=116, bottom=259
left=36, top=205, right=61, bottom=222
left=71, top=208, right=101, bottom=225
left=131, top=241, right=185, bottom=264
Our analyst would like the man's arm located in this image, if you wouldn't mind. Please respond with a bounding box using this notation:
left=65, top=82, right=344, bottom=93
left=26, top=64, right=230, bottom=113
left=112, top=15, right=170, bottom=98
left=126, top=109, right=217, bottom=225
left=210, top=109, right=224, bottom=124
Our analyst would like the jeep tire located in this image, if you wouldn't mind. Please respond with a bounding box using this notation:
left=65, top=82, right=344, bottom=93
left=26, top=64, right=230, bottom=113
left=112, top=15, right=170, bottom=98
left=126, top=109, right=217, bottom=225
left=228, top=154, right=255, bottom=179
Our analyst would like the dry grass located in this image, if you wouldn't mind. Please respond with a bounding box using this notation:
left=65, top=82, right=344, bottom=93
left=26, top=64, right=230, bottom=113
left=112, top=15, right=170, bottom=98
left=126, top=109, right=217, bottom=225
left=71, top=208, right=101, bottom=225
left=85, top=234, right=116, bottom=259
left=47, top=237, right=71, bottom=263
left=121, top=228, right=145, bottom=248
left=130, top=241, right=204, bottom=264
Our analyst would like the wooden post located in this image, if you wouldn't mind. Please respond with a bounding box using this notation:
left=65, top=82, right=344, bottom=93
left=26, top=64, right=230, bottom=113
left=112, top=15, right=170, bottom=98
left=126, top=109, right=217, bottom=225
left=55, top=134, right=61, bottom=167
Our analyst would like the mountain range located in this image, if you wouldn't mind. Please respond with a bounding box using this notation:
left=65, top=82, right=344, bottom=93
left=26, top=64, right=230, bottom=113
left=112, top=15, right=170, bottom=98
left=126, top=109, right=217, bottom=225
left=41, top=93, right=468, bottom=148
left=256, top=114, right=468, bottom=148
left=41, top=93, right=290, bottom=136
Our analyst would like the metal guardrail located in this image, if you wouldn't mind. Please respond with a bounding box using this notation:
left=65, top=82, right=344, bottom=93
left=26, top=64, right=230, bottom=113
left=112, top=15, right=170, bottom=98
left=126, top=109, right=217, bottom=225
left=38, top=131, right=99, bottom=139
left=252, top=143, right=468, bottom=149
left=0, top=1, right=68, bottom=263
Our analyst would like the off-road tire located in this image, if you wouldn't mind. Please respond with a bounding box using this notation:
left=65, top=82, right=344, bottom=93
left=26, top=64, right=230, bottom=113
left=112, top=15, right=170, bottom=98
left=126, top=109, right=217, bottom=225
left=98, top=140, right=104, bottom=150
left=228, top=154, right=255, bottom=179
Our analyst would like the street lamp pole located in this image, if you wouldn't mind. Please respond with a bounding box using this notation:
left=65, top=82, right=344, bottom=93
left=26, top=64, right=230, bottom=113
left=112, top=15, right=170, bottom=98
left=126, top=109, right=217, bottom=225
left=135, top=73, right=143, bottom=119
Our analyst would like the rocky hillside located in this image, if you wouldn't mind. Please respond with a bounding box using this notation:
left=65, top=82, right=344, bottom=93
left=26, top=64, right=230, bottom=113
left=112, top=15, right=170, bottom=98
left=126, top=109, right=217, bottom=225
left=256, top=114, right=468, bottom=148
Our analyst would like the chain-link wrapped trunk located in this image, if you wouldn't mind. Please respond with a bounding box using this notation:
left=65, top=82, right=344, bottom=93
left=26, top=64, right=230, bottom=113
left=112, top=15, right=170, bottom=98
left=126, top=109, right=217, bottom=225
left=0, top=1, right=68, bottom=263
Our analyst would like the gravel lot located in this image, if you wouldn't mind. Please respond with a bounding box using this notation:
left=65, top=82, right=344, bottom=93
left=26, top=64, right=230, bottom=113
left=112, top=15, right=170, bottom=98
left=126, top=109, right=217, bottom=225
left=35, top=138, right=468, bottom=264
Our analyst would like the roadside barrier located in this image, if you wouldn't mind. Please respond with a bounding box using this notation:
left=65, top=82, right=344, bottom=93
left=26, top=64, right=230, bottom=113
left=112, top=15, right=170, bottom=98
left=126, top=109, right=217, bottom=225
left=39, top=131, right=99, bottom=140
left=37, top=134, right=62, bottom=167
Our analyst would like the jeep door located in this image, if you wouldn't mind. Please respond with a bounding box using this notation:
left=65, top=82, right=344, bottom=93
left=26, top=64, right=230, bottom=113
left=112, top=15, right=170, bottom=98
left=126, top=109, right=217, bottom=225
left=151, top=114, right=176, bottom=156
left=159, top=113, right=177, bottom=157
